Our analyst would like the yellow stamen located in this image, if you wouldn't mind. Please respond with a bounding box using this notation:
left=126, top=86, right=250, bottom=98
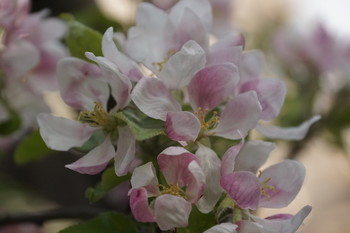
left=194, top=107, right=220, bottom=131
left=159, top=184, right=187, bottom=199
left=78, top=102, right=109, bottom=127
left=260, top=177, right=275, bottom=200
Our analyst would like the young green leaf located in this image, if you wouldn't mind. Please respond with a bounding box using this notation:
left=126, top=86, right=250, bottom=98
left=62, top=14, right=103, bottom=61
left=14, top=130, right=54, bottom=165
left=116, top=111, right=164, bottom=141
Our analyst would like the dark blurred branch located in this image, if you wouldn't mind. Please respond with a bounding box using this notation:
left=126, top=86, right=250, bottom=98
left=0, top=205, right=106, bottom=226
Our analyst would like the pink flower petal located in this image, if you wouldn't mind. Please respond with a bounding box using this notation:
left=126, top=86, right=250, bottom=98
left=158, top=40, right=206, bottom=90
left=65, top=135, right=115, bottom=175
left=204, top=223, right=238, bottom=233
left=220, top=171, right=260, bottom=210
left=250, top=205, right=312, bottom=233
left=195, top=144, right=223, bottom=213
left=234, top=141, right=276, bottom=174
left=56, top=57, right=108, bottom=110
left=170, top=7, right=209, bottom=51
left=131, top=77, right=181, bottom=120
left=256, top=115, right=321, bottom=140
left=102, top=27, right=142, bottom=81
left=37, top=113, right=98, bottom=151
left=214, top=91, right=262, bottom=140
left=165, top=111, right=201, bottom=142
left=2, top=39, right=39, bottom=77
left=258, top=160, right=306, bottom=208
left=129, top=188, right=156, bottom=223
left=114, top=126, right=136, bottom=176
left=169, top=0, right=212, bottom=32
left=206, top=32, right=244, bottom=66
left=188, top=63, right=239, bottom=111
left=125, top=3, right=170, bottom=65
left=157, top=146, right=198, bottom=188
left=130, top=162, right=160, bottom=196
left=154, top=194, right=192, bottom=231
left=186, top=160, right=206, bottom=202
left=221, top=140, right=244, bottom=175
left=240, top=79, right=286, bottom=121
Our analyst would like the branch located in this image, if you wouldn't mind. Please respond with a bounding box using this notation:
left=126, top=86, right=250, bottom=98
left=0, top=205, right=107, bottom=226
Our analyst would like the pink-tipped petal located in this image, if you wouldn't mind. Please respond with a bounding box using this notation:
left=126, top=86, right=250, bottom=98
left=188, top=63, right=239, bottom=111
left=129, top=188, right=156, bottom=223
left=250, top=205, right=312, bottom=233
left=235, top=141, right=276, bottom=174
left=114, top=126, right=136, bottom=176
left=157, top=146, right=198, bottom=187
left=165, top=111, right=201, bottom=142
left=130, top=162, right=160, bottom=196
left=220, top=171, right=260, bottom=210
left=56, top=57, right=108, bottom=110
left=256, top=115, right=321, bottom=140
left=204, top=223, right=238, bottom=233
left=221, top=140, right=244, bottom=175
left=158, top=40, right=206, bottom=90
left=215, top=91, right=262, bottom=140
left=195, top=144, right=223, bottom=213
left=154, top=194, right=192, bottom=231
left=131, top=77, right=181, bottom=120
left=65, top=135, right=115, bottom=175
left=37, top=113, right=98, bottom=151
left=186, top=160, right=206, bottom=202
left=258, top=160, right=306, bottom=208
left=240, top=79, right=286, bottom=121
left=102, top=27, right=142, bottom=81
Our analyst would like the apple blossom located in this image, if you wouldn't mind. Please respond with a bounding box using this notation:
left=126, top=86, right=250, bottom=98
left=129, top=147, right=205, bottom=231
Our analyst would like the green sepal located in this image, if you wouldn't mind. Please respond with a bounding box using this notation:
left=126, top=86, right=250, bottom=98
left=58, top=212, right=138, bottom=233
left=115, top=111, right=164, bottom=141
left=14, top=129, right=53, bottom=165
left=177, top=206, right=216, bottom=233
left=85, top=167, right=131, bottom=203
left=74, top=130, right=105, bottom=153
left=61, top=14, right=103, bottom=61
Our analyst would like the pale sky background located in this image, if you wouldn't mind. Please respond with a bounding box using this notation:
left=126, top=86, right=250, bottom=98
left=288, top=0, right=350, bottom=38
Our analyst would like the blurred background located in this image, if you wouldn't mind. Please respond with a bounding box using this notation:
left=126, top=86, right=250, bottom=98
left=1, top=0, right=350, bottom=232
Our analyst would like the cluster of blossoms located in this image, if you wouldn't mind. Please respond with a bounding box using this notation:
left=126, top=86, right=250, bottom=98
left=0, top=0, right=66, bottom=147
left=34, top=0, right=319, bottom=232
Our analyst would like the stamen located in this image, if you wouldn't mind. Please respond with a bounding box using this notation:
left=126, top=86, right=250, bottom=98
left=78, top=102, right=109, bottom=127
left=159, top=184, right=187, bottom=199
left=194, top=107, right=220, bottom=131
left=260, top=177, right=276, bottom=200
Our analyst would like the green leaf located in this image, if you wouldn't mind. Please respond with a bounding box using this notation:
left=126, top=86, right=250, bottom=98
left=116, top=111, right=164, bottom=141
left=85, top=167, right=131, bottom=203
left=0, top=106, right=21, bottom=135
left=178, top=206, right=216, bottom=233
left=62, top=14, right=103, bottom=60
left=14, top=130, right=53, bottom=165
left=59, top=212, right=138, bottom=233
